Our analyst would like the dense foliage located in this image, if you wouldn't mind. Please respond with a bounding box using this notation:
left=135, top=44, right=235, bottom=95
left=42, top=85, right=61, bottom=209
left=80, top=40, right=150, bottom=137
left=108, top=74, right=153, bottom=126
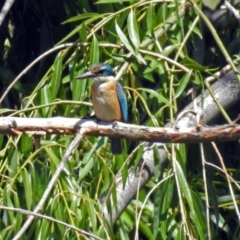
left=1, top=0, right=240, bottom=239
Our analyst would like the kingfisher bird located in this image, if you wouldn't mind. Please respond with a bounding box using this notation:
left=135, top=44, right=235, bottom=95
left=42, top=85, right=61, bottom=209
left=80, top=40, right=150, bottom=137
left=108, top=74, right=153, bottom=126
left=76, top=63, right=128, bottom=155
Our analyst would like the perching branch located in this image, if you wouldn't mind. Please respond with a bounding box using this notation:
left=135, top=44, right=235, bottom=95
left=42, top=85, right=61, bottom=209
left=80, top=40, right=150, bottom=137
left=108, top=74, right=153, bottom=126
left=1, top=117, right=240, bottom=143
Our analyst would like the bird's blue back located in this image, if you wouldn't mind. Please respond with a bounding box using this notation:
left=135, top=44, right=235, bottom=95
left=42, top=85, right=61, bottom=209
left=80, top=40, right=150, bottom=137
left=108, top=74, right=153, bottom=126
left=116, top=81, right=128, bottom=122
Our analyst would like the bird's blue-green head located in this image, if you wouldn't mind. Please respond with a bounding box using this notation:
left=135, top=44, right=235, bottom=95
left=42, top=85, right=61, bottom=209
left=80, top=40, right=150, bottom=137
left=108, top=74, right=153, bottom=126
left=76, top=63, right=115, bottom=81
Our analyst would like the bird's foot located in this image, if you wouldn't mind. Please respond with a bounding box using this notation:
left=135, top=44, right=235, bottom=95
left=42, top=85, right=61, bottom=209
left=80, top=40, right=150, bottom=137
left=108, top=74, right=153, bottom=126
left=81, top=114, right=96, bottom=120
left=112, top=121, right=118, bottom=128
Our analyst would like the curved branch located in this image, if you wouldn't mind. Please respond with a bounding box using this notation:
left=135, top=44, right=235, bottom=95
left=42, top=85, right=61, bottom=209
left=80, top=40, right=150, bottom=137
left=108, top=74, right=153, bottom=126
left=0, top=0, right=14, bottom=27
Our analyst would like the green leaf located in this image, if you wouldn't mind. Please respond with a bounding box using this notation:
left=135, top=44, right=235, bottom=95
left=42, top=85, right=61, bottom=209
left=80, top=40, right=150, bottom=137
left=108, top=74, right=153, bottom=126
left=175, top=71, right=192, bottom=99
left=72, top=65, right=88, bottom=101
left=0, top=109, right=15, bottom=114
left=22, top=168, right=32, bottom=209
left=40, top=85, right=52, bottom=116
left=20, top=135, right=33, bottom=154
left=62, top=13, right=101, bottom=24
left=50, top=53, right=62, bottom=101
left=139, top=88, right=173, bottom=107
left=80, top=22, right=87, bottom=42
left=127, top=9, right=140, bottom=51
left=146, top=3, right=154, bottom=35
left=90, top=35, right=99, bottom=64
left=181, top=57, right=217, bottom=72
left=115, top=21, right=135, bottom=55
left=175, top=160, right=205, bottom=240
left=45, top=147, right=60, bottom=169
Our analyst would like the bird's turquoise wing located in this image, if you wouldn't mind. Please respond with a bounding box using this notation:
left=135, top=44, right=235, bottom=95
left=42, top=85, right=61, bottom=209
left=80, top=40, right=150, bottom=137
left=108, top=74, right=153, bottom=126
left=116, top=81, right=128, bottom=122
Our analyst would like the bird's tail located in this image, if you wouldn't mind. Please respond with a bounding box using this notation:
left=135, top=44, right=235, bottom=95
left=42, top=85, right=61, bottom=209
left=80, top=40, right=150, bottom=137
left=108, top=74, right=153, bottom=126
left=110, top=138, right=122, bottom=155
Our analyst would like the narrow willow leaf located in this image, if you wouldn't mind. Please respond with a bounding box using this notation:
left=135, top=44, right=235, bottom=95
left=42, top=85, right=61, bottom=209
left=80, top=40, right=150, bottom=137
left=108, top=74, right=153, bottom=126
left=153, top=144, right=162, bottom=180
left=86, top=198, right=97, bottom=232
left=127, top=9, right=140, bottom=50
left=4, top=189, right=15, bottom=223
left=146, top=3, right=154, bottom=35
left=90, top=35, right=99, bottom=64
left=80, top=22, right=87, bottom=42
left=193, top=70, right=203, bottom=85
left=175, top=71, right=192, bottom=99
left=62, top=13, right=101, bottom=24
left=0, top=108, right=15, bottom=114
left=0, top=135, right=3, bottom=149
left=166, top=222, right=179, bottom=240
left=162, top=44, right=181, bottom=57
left=116, top=153, right=128, bottom=187
left=139, top=88, right=173, bottom=106
left=138, top=220, right=154, bottom=240
left=175, top=160, right=194, bottom=209
left=115, top=21, right=135, bottom=55
left=175, top=160, right=205, bottom=239
left=191, top=190, right=208, bottom=236
left=79, top=156, right=94, bottom=181
left=72, top=73, right=88, bottom=101
left=132, top=143, right=144, bottom=169
left=13, top=193, right=22, bottom=232
left=22, top=168, right=32, bottom=209
left=161, top=178, right=174, bottom=239
left=45, top=147, right=59, bottom=169
left=40, top=86, right=52, bottom=116
left=50, top=53, right=62, bottom=101
left=20, top=135, right=33, bottom=155
left=181, top=57, right=217, bottom=72
left=52, top=197, right=64, bottom=234
left=38, top=219, right=50, bottom=239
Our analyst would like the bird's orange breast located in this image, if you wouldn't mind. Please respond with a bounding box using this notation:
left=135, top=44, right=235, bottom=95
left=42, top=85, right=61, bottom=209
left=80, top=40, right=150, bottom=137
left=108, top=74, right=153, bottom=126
left=91, top=81, right=122, bottom=121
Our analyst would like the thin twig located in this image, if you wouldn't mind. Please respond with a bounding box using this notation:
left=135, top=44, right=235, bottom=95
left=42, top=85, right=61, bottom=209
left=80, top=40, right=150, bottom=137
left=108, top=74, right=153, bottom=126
left=0, top=0, right=14, bottom=27
left=205, top=161, right=240, bottom=190
left=211, top=142, right=240, bottom=222
left=13, top=128, right=88, bottom=240
left=139, top=49, right=190, bottom=73
left=224, top=0, right=240, bottom=24
left=200, top=143, right=211, bottom=240
left=0, top=205, right=103, bottom=240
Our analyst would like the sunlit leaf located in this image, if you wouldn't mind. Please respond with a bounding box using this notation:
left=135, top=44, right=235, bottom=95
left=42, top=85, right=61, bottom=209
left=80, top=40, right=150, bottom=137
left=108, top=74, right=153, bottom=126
left=90, top=35, right=99, bottom=64
left=115, top=21, right=135, bottom=55
left=127, top=9, right=140, bottom=50
left=50, top=53, right=62, bottom=101
left=175, top=71, right=192, bottom=99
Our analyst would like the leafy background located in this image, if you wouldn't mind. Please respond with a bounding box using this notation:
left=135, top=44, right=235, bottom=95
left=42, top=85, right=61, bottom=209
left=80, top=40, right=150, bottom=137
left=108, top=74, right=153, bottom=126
left=1, top=0, right=240, bottom=239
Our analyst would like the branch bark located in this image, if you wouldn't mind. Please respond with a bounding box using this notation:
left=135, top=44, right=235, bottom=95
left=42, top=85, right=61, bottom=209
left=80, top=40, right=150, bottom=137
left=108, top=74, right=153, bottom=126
left=1, top=117, right=240, bottom=142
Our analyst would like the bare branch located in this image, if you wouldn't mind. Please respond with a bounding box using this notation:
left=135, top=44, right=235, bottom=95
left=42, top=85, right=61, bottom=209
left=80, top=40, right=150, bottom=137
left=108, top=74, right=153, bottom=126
left=224, top=0, right=240, bottom=24
left=0, top=0, right=14, bottom=27
left=1, top=116, right=240, bottom=143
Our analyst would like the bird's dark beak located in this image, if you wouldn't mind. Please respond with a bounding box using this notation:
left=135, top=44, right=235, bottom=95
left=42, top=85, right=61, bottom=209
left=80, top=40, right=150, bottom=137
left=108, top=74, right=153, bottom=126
left=76, top=71, right=96, bottom=79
